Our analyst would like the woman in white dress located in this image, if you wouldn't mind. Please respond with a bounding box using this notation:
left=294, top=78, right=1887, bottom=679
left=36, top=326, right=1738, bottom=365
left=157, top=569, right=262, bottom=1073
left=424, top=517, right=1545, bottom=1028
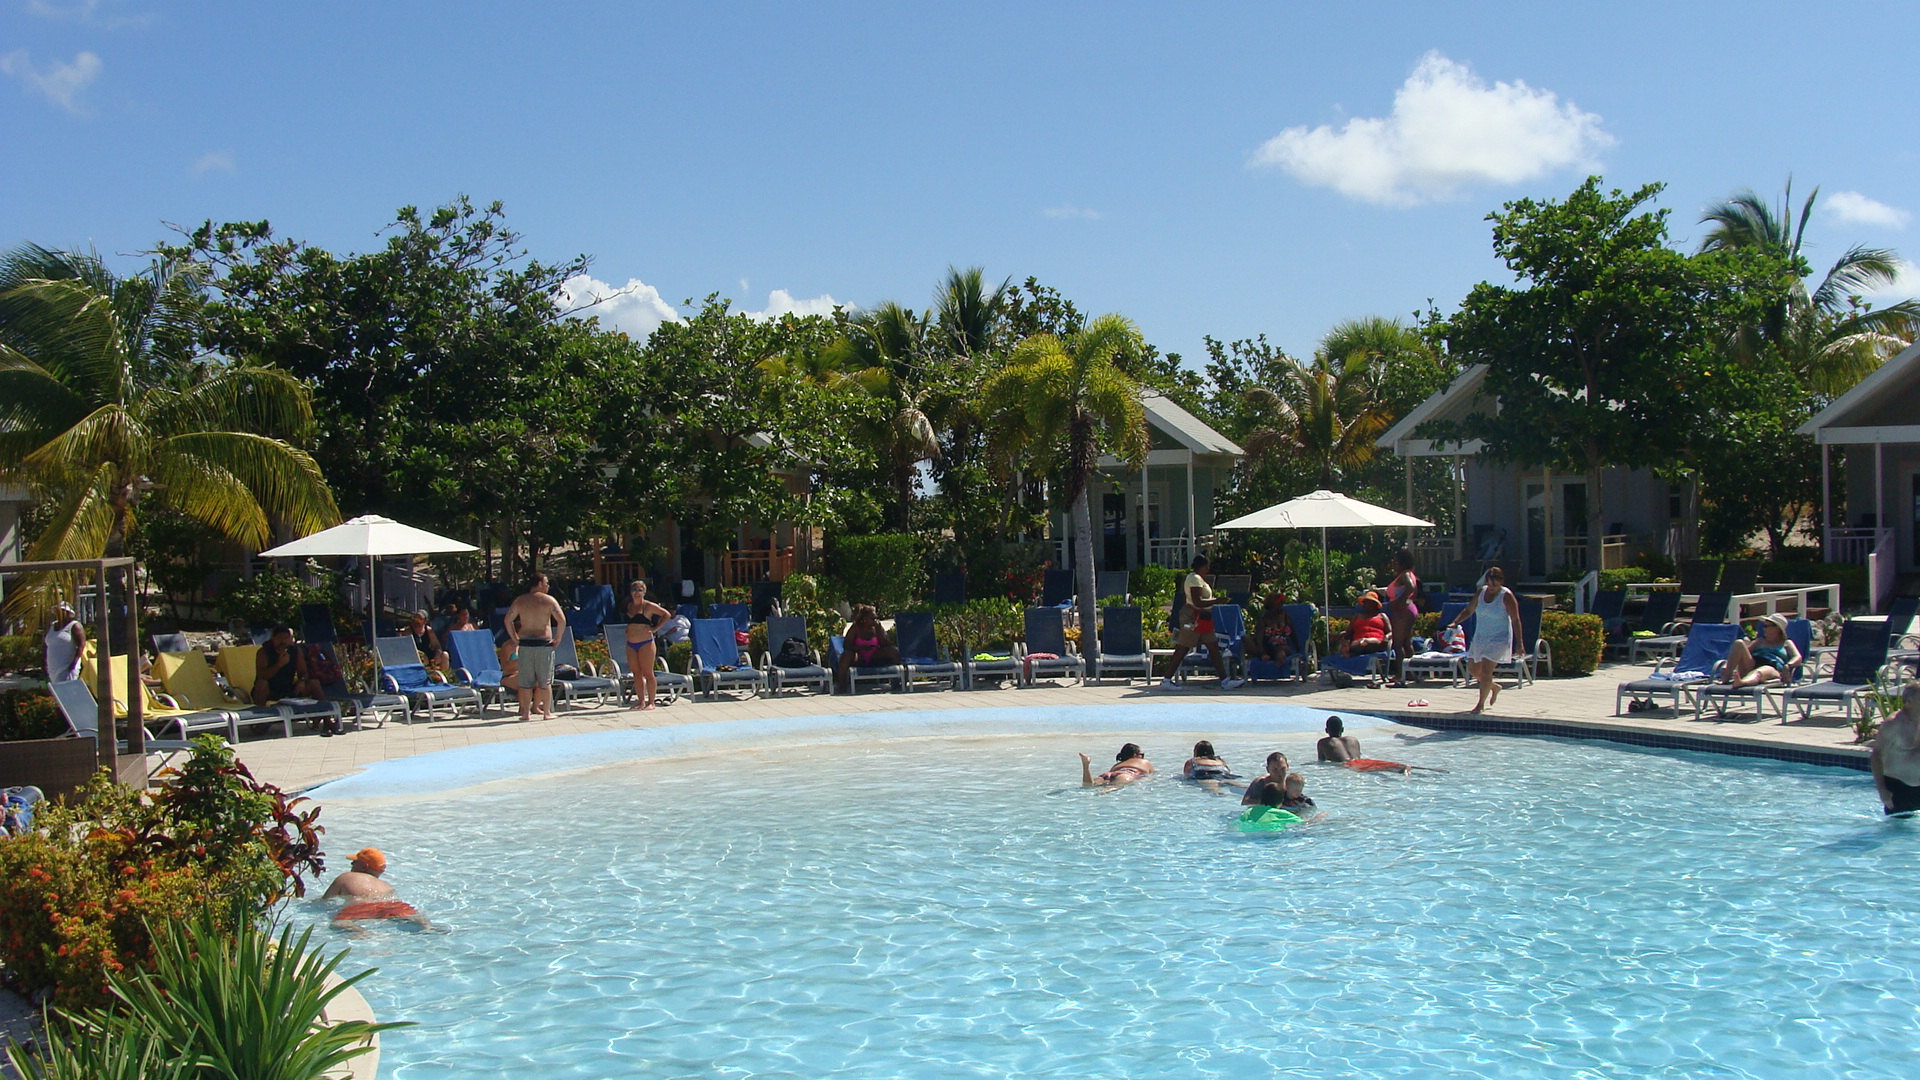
left=1445, top=566, right=1523, bottom=715
left=43, top=600, right=85, bottom=683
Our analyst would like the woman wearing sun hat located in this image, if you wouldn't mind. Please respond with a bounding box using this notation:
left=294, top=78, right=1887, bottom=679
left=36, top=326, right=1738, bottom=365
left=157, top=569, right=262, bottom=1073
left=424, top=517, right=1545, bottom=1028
left=1338, top=591, right=1392, bottom=657
left=1716, top=613, right=1800, bottom=688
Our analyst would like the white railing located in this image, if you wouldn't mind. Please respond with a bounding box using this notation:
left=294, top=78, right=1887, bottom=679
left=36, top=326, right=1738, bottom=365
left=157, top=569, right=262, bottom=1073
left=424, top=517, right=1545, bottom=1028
left=1620, top=581, right=1842, bottom=621
left=1827, top=526, right=1891, bottom=566
left=1147, top=536, right=1194, bottom=568
left=1553, top=533, right=1648, bottom=572
left=1870, top=537, right=1897, bottom=614
left=1572, top=571, right=1599, bottom=613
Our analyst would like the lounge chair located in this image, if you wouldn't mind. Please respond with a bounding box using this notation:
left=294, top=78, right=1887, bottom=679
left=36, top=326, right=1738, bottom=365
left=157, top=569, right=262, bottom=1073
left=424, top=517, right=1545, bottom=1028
left=1093, top=605, right=1152, bottom=684
left=830, top=634, right=906, bottom=694
left=599, top=624, right=690, bottom=705
left=1614, top=622, right=1740, bottom=715
left=551, top=629, right=618, bottom=709
left=1096, top=571, right=1131, bottom=603
left=1718, top=560, right=1760, bottom=598
left=931, top=572, right=967, bottom=606
left=50, top=679, right=199, bottom=760
left=215, top=645, right=343, bottom=732
left=709, top=603, right=752, bottom=635
left=1404, top=601, right=1470, bottom=686
left=155, top=650, right=292, bottom=740
left=312, top=641, right=407, bottom=728
left=894, top=611, right=962, bottom=692
left=691, top=618, right=766, bottom=699
left=299, top=603, right=336, bottom=644
left=1020, top=607, right=1085, bottom=686
left=1880, top=596, right=1919, bottom=676
left=1178, top=603, right=1246, bottom=682
left=1677, top=559, right=1721, bottom=598
left=1281, top=603, right=1319, bottom=681
left=151, top=632, right=190, bottom=655
left=447, top=629, right=509, bottom=712
left=373, top=636, right=481, bottom=721
left=1588, top=589, right=1626, bottom=653
left=1215, top=575, right=1253, bottom=610
left=79, top=652, right=235, bottom=743
left=1493, top=598, right=1550, bottom=686
left=1041, top=569, right=1075, bottom=607
left=1631, top=591, right=1726, bottom=664
left=749, top=581, right=784, bottom=623
left=1694, top=618, right=1814, bottom=721
left=1782, top=619, right=1894, bottom=724
left=1445, top=559, right=1489, bottom=600
left=760, top=615, right=832, bottom=695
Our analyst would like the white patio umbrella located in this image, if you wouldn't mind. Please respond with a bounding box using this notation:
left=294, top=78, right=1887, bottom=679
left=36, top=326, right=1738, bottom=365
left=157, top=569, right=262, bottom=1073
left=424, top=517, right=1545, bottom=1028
left=1213, top=490, right=1434, bottom=613
left=258, top=514, right=478, bottom=638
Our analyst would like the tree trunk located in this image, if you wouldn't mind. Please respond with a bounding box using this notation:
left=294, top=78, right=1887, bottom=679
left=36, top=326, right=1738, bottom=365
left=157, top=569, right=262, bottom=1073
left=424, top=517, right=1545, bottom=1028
left=1073, top=482, right=1100, bottom=664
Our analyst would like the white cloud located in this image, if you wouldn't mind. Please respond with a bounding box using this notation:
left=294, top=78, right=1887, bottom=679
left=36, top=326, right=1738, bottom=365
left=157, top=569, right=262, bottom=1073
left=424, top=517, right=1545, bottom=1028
left=1862, top=259, right=1919, bottom=306
left=744, top=289, right=842, bottom=321
left=191, top=150, right=235, bottom=176
left=27, top=1, right=152, bottom=29
left=1, top=49, right=103, bottom=114
left=1824, top=190, right=1910, bottom=230
left=1043, top=203, right=1101, bottom=220
left=1252, top=52, right=1613, bottom=207
left=556, top=274, right=682, bottom=340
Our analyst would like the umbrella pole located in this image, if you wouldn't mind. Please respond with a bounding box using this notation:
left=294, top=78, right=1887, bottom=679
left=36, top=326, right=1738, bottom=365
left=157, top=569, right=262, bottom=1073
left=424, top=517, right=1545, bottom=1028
left=368, top=552, right=378, bottom=646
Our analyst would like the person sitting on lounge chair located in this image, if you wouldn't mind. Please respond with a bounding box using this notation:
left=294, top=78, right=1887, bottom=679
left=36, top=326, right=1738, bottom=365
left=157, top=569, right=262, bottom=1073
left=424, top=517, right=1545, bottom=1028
left=1871, top=684, right=1920, bottom=816
left=1716, top=614, right=1800, bottom=688
left=445, top=604, right=477, bottom=634
left=254, top=626, right=324, bottom=706
left=834, top=605, right=899, bottom=688
left=407, top=610, right=446, bottom=669
left=1337, top=593, right=1392, bottom=657
left=1247, top=593, right=1299, bottom=666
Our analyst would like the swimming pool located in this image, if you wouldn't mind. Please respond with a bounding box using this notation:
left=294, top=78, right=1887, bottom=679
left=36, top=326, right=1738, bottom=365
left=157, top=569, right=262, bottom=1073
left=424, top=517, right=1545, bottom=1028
left=303, top=709, right=1912, bottom=1079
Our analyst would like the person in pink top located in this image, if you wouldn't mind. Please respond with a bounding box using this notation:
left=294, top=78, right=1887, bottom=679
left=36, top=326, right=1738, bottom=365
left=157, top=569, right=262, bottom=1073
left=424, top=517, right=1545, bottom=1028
left=1385, top=548, right=1421, bottom=685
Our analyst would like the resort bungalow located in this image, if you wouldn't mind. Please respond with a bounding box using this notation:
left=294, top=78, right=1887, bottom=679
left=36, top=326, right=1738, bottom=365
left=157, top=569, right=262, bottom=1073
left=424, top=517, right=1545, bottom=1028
left=1376, top=365, right=1686, bottom=582
left=1057, top=390, right=1245, bottom=571
left=1798, top=339, right=1920, bottom=612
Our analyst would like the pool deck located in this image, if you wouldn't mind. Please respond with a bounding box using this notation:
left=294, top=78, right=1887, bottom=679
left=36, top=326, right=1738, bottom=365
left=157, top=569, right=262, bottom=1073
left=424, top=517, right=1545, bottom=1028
left=224, top=662, right=1875, bottom=795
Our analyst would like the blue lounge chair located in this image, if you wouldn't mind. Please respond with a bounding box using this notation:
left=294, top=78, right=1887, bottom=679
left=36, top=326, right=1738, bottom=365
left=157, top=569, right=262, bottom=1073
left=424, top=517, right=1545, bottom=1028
left=1041, top=569, right=1075, bottom=608
left=1094, top=605, right=1152, bottom=684
left=894, top=611, right=962, bottom=692
left=1694, top=618, right=1814, bottom=721
left=1177, top=603, right=1245, bottom=682
left=760, top=615, right=831, bottom=696
left=314, top=641, right=408, bottom=728
left=552, top=628, right=618, bottom=709
left=691, top=617, right=765, bottom=699
left=931, top=572, right=967, bottom=606
left=600, top=623, right=688, bottom=705
left=299, top=603, right=336, bottom=644
left=1782, top=619, right=1894, bottom=724
left=1615, top=622, right=1740, bottom=715
left=1021, top=607, right=1085, bottom=686
left=749, top=581, right=784, bottom=624
left=1404, top=601, right=1470, bottom=686
left=709, top=603, right=752, bottom=634
left=1493, top=597, right=1550, bottom=686
left=830, top=634, right=906, bottom=694
left=447, top=629, right=508, bottom=712
left=1096, top=571, right=1131, bottom=602
left=374, top=635, right=481, bottom=721
left=1632, top=591, right=1725, bottom=664
left=1282, top=603, right=1319, bottom=681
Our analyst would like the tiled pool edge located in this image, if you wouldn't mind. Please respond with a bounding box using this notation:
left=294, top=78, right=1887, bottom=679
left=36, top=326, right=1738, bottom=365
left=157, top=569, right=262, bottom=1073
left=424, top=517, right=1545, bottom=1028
left=1379, top=711, right=1873, bottom=771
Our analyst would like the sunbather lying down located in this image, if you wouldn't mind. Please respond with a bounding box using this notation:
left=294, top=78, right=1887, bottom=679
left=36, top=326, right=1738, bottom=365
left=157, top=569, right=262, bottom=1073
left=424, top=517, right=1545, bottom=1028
left=1716, top=614, right=1800, bottom=687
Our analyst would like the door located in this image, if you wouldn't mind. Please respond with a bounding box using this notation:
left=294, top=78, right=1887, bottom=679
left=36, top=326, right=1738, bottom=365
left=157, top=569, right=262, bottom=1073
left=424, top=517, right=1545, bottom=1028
left=1101, top=493, right=1129, bottom=571
left=1911, top=471, right=1920, bottom=569
left=1561, top=481, right=1589, bottom=570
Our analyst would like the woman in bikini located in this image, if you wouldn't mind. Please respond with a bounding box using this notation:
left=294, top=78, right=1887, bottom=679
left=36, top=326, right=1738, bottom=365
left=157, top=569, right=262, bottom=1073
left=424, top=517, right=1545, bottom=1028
left=1182, top=739, right=1244, bottom=794
left=1385, top=549, right=1421, bottom=685
left=623, top=580, right=672, bottom=710
left=1080, top=743, right=1154, bottom=791
left=834, top=604, right=900, bottom=689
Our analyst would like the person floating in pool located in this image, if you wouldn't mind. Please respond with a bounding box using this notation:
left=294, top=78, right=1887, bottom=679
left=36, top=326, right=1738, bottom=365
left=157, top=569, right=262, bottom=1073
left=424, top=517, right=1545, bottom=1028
left=1080, top=743, right=1154, bottom=791
left=324, top=847, right=434, bottom=930
left=1182, top=740, right=1244, bottom=795
left=1871, top=683, right=1920, bottom=816
left=1316, top=716, right=1434, bottom=776
left=1241, top=752, right=1290, bottom=805
left=1236, top=778, right=1323, bottom=831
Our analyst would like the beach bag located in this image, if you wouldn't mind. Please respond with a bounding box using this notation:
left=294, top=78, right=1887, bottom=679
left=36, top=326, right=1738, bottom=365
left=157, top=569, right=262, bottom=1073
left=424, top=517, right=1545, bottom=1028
left=773, top=637, right=812, bottom=668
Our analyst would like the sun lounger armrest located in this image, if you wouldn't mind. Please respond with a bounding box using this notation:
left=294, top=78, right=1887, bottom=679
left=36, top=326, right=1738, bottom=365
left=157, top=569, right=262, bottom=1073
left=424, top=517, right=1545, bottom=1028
left=154, top=691, right=187, bottom=710
left=380, top=673, right=400, bottom=693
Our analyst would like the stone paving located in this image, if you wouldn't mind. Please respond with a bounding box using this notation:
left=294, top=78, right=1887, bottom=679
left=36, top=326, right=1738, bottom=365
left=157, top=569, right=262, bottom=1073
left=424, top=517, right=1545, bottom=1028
left=225, top=661, right=1873, bottom=794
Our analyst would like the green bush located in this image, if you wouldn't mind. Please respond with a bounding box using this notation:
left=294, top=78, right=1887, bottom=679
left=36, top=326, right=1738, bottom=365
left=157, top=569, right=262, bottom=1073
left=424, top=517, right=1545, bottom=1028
left=1540, top=612, right=1604, bottom=675
left=1756, top=560, right=1865, bottom=610
left=1, top=688, right=65, bottom=741
left=216, top=569, right=330, bottom=628
left=665, top=640, right=693, bottom=674
left=1413, top=612, right=1441, bottom=641
left=827, top=533, right=925, bottom=614
left=8, top=912, right=406, bottom=1080
left=1130, top=565, right=1183, bottom=617
left=0, top=633, right=42, bottom=675
left=776, top=574, right=839, bottom=653
left=930, top=599, right=1024, bottom=657
left=1598, top=567, right=1656, bottom=591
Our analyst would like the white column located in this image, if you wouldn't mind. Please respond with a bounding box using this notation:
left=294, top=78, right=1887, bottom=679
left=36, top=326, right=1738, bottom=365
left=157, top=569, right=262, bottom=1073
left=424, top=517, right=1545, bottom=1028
left=1138, top=461, right=1148, bottom=570
left=1404, top=457, right=1416, bottom=550
left=1185, top=453, right=1196, bottom=564
left=1453, top=455, right=1465, bottom=557
left=1543, top=464, right=1554, bottom=576
left=1821, top=443, right=1832, bottom=560
left=1875, top=442, right=1886, bottom=534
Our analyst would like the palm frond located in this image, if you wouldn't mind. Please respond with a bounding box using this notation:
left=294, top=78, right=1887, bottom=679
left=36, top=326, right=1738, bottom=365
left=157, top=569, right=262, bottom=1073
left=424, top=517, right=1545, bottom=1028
left=158, top=430, right=340, bottom=539
left=147, top=454, right=272, bottom=546
left=155, top=362, right=318, bottom=440
left=1810, top=245, right=1907, bottom=312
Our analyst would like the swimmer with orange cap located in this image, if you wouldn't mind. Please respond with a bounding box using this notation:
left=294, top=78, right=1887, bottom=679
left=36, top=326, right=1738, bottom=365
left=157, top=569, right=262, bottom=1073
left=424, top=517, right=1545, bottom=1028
left=324, top=848, right=435, bottom=930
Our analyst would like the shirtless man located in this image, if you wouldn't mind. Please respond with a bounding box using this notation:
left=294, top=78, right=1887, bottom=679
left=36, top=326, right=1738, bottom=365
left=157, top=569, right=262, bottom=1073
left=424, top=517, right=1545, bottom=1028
left=1316, top=715, right=1362, bottom=762
left=1241, top=751, right=1291, bottom=805
left=505, top=572, right=565, bottom=722
left=323, top=848, right=433, bottom=930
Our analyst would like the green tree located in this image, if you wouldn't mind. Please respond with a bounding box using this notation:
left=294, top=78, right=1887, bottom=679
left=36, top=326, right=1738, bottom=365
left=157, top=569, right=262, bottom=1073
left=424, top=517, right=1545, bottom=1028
left=1439, top=177, right=1791, bottom=571
left=980, top=314, right=1149, bottom=657
left=0, top=245, right=337, bottom=612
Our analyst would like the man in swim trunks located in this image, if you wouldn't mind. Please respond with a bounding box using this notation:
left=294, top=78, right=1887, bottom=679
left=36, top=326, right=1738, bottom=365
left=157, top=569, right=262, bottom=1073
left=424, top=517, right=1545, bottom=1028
left=1241, top=751, right=1290, bottom=805
left=1318, top=715, right=1417, bottom=774
left=505, top=572, right=565, bottom=722
left=323, top=847, right=433, bottom=930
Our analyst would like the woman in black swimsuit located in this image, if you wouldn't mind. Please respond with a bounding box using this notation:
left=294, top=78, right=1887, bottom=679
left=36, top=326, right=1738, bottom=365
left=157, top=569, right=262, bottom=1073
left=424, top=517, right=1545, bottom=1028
left=623, top=581, right=672, bottom=710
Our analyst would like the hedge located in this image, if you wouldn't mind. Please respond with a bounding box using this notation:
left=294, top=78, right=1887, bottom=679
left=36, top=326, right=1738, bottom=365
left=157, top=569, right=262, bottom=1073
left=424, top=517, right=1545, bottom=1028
left=1540, top=612, right=1604, bottom=675
left=827, top=533, right=925, bottom=614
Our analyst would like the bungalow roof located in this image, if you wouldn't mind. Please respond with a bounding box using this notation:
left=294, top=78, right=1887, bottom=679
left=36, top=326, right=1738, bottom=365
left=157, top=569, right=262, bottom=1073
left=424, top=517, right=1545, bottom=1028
left=1797, top=340, right=1920, bottom=444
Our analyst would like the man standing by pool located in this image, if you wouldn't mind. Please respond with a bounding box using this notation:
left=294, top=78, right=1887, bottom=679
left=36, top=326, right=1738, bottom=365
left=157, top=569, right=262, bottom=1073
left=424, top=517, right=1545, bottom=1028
left=1160, top=554, right=1243, bottom=691
left=506, top=572, right=565, bottom=722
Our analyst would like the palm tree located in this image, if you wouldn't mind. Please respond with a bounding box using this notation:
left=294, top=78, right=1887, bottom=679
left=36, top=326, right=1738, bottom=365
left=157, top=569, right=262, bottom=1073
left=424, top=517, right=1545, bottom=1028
left=0, top=244, right=338, bottom=614
left=979, top=314, right=1149, bottom=659
left=1700, top=183, right=1920, bottom=395
left=1243, top=324, right=1397, bottom=490
left=832, top=301, right=942, bottom=528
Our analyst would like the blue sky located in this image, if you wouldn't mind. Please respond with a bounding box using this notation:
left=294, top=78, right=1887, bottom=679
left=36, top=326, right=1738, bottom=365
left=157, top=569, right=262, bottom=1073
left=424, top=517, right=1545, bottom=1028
left=5, top=0, right=1918, bottom=363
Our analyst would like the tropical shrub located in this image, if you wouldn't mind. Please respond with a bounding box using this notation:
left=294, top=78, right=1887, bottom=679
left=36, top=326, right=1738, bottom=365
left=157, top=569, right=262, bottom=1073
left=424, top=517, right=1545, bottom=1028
left=1, top=688, right=65, bottom=741
left=0, top=634, right=42, bottom=675
left=574, top=635, right=610, bottom=673
left=1598, top=567, right=1655, bottom=591
left=0, top=738, right=324, bottom=1008
left=1539, top=612, right=1604, bottom=675
left=216, top=568, right=330, bottom=629
left=1130, top=565, right=1183, bottom=619
left=665, top=640, right=693, bottom=674
left=1413, top=612, right=1442, bottom=641
left=930, top=599, right=1024, bottom=657
left=776, top=574, right=839, bottom=653
left=827, top=533, right=925, bottom=613
left=7, top=912, right=406, bottom=1080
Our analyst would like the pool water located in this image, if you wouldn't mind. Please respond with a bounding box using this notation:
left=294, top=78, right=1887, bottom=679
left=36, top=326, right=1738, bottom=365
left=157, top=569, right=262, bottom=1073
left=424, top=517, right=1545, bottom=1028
left=303, top=728, right=1914, bottom=1079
